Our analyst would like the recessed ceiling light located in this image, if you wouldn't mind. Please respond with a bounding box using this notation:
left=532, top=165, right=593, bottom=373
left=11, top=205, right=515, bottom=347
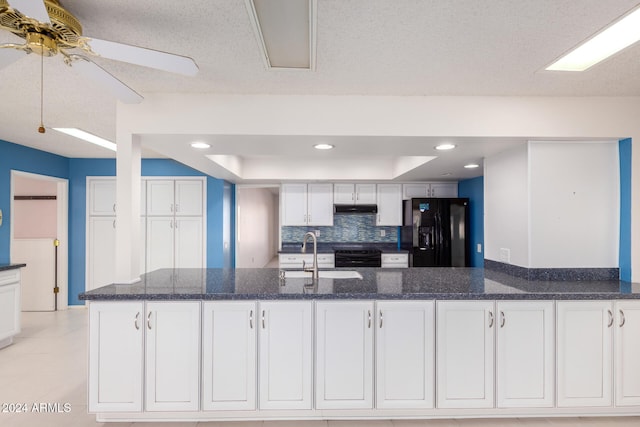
left=441, top=173, right=452, bottom=176
left=52, top=128, right=116, bottom=151
left=191, top=142, right=210, bottom=149
left=546, top=6, right=640, bottom=71
left=314, top=143, right=334, bottom=150
left=435, top=143, right=456, bottom=151
left=464, top=163, right=480, bottom=169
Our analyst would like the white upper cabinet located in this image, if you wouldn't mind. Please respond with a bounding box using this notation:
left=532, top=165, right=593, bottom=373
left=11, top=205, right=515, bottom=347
left=556, top=301, right=613, bottom=408
left=147, top=180, right=175, bottom=216
left=147, top=179, right=203, bottom=216
left=175, top=180, right=203, bottom=216
left=376, top=184, right=402, bottom=226
left=402, top=182, right=458, bottom=199
left=281, top=183, right=333, bottom=226
left=89, top=179, right=117, bottom=215
left=334, top=183, right=376, bottom=204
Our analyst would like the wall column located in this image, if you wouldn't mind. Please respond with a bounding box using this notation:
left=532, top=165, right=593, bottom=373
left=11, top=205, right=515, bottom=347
left=115, top=132, right=141, bottom=283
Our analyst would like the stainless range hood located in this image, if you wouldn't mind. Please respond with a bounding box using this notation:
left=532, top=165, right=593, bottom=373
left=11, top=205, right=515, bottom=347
left=333, top=204, right=378, bottom=214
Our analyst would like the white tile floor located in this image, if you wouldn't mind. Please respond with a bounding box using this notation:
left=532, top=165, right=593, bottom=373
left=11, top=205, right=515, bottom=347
left=1, top=309, right=640, bottom=426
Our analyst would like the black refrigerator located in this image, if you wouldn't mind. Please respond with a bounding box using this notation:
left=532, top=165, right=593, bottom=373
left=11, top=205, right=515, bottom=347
left=401, top=198, right=470, bottom=267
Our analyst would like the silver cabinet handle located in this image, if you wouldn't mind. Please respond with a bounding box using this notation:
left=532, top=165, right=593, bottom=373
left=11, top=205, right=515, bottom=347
left=608, top=309, right=614, bottom=328
left=500, top=311, right=505, bottom=328
left=262, top=310, right=266, bottom=329
left=175, top=204, right=179, bottom=213
left=249, top=310, right=254, bottom=329
left=112, top=203, right=116, bottom=212
left=175, top=220, right=178, bottom=229
left=368, top=310, right=372, bottom=328
left=112, top=220, right=116, bottom=229
left=379, top=310, right=383, bottom=328
left=170, top=203, right=174, bottom=212
left=620, top=309, right=626, bottom=327
left=488, top=310, right=494, bottom=328
left=147, top=311, right=152, bottom=330
left=134, top=312, right=140, bottom=330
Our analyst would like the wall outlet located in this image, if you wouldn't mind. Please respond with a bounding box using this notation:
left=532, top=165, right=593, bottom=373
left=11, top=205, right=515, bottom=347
left=380, top=229, right=386, bottom=237
left=477, top=243, right=482, bottom=253
left=314, top=230, right=320, bottom=237
left=499, top=248, right=511, bottom=263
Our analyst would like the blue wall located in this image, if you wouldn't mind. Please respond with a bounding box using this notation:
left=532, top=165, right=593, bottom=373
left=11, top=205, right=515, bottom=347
left=458, top=176, right=484, bottom=267
left=67, top=158, right=233, bottom=305
left=0, top=139, right=232, bottom=306
left=619, top=138, right=632, bottom=282
left=0, top=140, right=69, bottom=264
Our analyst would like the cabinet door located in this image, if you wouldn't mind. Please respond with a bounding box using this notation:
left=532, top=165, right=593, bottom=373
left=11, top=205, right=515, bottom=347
left=496, top=301, right=554, bottom=408
left=175, top=217, right=203, bottom=268
left=355, top=183, right=376, bottom=204
left=376, top=183, right=402, bottom=226
left=281, top=183, right=308, bottom=226
left=0, top=282, right=20, bottom=343
left=615, top=300, right=640, bottom=406
left=333, top=183, right=355, bottom=204
left=145, top=302, right=201, bottom=411
left=88, top=302, right=144, bottom=413
left=175, top=180, right=203, bottom=216
left=147, top=180, right=175, bottom=216
left=316, top=301, right=374, bottom=409
left=557, top=301, right=613, bottom=407
left=258, top=301, right=313, bottom=410
left=402, top=183, right=430, bottom=200
left=87, top=216, right=116, bottom=291
left=146, top=217, right=175, bottom=271
left=89, top=179, right=117, bottom=215
left=202, top=302, right=257, bottom=411
left=376, top=301, right=434, bottom=409
left=436, top=300, right=495, bottom=409
left=430, top=182, right=458, bottom=198
left=307, top=183, right=333, bottom=226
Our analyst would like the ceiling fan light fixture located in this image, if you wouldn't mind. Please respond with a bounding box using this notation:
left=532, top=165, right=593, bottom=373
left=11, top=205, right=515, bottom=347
left=546, top=6, right=640, bottom=71
left=52, top=127, right=116, bottom=151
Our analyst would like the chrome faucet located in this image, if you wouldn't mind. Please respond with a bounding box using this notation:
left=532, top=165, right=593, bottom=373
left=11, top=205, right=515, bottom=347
left=301, top=231, right=318, bottom=279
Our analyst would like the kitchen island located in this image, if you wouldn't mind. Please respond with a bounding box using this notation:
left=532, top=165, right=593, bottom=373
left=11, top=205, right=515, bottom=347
left=80, top=267, right=640, bottom=422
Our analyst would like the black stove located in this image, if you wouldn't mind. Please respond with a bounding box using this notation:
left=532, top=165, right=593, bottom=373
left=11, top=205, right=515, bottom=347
left=334, top=247, right=382, bottom=268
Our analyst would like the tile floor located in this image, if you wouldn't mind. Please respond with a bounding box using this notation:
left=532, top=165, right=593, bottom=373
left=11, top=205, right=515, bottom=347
left=1, top=309, right=640, bottom=426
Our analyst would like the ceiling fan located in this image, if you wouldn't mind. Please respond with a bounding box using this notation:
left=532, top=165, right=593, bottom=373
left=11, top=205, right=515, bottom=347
left=0, top=0, right=198, bottom=104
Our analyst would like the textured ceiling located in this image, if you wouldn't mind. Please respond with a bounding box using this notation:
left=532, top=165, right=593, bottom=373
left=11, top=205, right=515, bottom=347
left=0, top=0, right=639, bottom=178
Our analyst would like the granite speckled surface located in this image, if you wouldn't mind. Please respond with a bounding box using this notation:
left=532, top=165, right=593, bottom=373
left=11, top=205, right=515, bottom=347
left=79, top=267, right=640, bottom=301
left=0, top=264, right=26, bottom=272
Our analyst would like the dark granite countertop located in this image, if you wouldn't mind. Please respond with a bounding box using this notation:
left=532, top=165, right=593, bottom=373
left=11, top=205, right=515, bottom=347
left=0, top=264, right=26, bottom=272
left=279, top=242, right=408, bottom=254
left=79, top=267, right=640, bottom=301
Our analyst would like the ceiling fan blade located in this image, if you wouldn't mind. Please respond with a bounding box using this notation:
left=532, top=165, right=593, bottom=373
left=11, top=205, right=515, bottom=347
left=66, top=55, right=143, bottom=104
left=85, top=38, right=198, bottom=76
left=8, top=0, right=51, bottom=24
left=0, top=45, right=25, bottom=69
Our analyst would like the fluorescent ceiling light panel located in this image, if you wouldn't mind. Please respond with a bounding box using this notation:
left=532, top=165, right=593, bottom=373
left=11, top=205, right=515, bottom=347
left=546, top=7, right=640, bottom=71
left=246, top=0, right=316, bottom=70
left=52, top=128, right=117, bottom=151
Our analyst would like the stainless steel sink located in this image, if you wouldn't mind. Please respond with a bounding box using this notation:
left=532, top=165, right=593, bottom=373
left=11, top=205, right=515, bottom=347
left=282, top=270, right=363, bottom=279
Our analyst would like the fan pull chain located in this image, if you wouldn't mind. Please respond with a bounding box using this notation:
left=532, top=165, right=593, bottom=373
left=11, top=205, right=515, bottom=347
left=38, top=39, right=45, bottom=134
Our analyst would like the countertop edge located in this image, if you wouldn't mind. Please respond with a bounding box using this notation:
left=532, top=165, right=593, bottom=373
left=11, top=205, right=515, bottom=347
left=0, top=264, right=27, bottom=272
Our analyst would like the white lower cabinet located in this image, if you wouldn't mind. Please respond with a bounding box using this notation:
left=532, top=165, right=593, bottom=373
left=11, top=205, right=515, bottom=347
left=258, top=301, right=313, bottom=410
left=202, top=301, right=257, bottom=411
left=375, top=301, right=435, bottom=409
left=436, top=300, right=495, bottom=409
left=144, top=302, right=201, bottom=411
left=89, top=302, right=144, bottom=413
left=496, top=301, right=555, bottom=408
left=614, top=300, right=640, bottom=406
left=557, top=301, right=613, bottom=408
left=316, top=301, right=375, bottom=409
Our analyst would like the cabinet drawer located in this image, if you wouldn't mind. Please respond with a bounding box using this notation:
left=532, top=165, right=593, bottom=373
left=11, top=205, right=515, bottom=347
left=381, top=253, right=408, bottom=268
left=279, top=254, right=335, bottom=269
left=0, top=269, right=20, bottom=287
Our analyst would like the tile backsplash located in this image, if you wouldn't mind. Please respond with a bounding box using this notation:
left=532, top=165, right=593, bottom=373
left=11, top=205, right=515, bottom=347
left=281, top=213, right=398, bottom=244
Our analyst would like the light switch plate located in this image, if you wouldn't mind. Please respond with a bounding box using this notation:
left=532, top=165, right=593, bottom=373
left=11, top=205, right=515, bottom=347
left=0, top=209, right=3, bottom=226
